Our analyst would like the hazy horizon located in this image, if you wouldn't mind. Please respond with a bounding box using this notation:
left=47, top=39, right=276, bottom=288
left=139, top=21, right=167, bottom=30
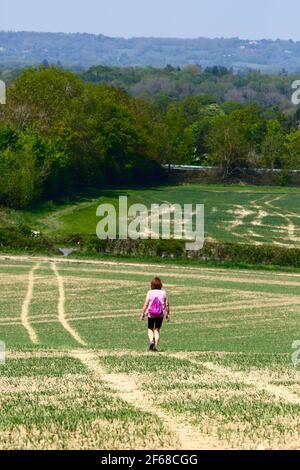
left=1, top=0, right=299, bottom=41
left=1, top=30, right=300, bottom=43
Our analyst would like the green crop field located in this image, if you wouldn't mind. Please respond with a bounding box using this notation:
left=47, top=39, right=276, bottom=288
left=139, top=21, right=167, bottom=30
left=1, top=255, right=300, bottom=449
left=2, top=184, right=300, bottom=247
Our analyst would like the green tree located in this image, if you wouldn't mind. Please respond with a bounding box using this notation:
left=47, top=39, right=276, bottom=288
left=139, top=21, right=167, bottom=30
left=283, top=130, right=300, bottom=169
left=261, top=120, right=285, bottom=169
left=205, top=114, right=252, bottom=179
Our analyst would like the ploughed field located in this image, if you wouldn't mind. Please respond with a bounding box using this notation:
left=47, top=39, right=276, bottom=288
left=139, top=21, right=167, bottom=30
left=0, top=256, right=300, bottom=449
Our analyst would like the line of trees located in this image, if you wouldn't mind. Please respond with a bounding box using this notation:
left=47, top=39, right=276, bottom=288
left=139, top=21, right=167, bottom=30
left=1, top=66, right=300, bottom=208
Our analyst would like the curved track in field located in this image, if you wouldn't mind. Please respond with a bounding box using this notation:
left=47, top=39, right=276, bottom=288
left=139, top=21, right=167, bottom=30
left=21, top=263, right=40, bottom=344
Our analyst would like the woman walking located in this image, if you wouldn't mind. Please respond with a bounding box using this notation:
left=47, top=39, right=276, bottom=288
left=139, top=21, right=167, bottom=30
left=140, top=277, right=170, bottom=352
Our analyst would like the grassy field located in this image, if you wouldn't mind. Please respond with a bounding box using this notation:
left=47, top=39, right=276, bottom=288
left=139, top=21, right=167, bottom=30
left=1, top=255, right=300, bottom=449
left=2, top=184, right=300, bottom=247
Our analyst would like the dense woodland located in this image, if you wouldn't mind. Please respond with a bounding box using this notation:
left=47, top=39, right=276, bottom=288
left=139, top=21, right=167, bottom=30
left=2, top=63, right=299, bottom=111
left=81, top=65, right=298, bottom=111
left=1, top=66, right=300, bottom=208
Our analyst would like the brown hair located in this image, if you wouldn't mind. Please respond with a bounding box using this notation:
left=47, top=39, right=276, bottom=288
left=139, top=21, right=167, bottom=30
left=151, top=277, right=162, bottom=290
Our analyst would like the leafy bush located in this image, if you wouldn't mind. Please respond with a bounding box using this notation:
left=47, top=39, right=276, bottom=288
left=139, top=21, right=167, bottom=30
left=0, top=227, right=54, bottom=252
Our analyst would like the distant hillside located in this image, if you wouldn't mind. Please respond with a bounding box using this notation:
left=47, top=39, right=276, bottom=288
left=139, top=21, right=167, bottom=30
left=1, top=31, right=300, bottom=72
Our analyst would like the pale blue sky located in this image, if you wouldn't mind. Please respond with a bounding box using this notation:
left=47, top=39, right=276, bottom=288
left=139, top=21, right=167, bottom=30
left=1, top=0, right=299, bottom=40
